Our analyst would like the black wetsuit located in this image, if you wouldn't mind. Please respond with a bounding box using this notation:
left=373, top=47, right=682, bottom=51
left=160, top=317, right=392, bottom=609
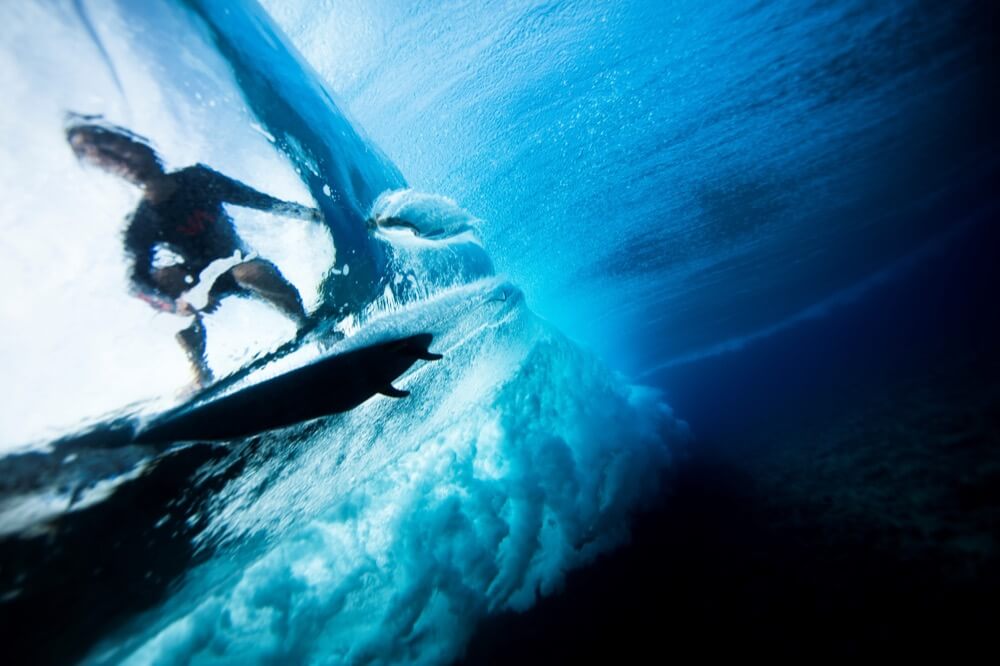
left=124, top=164, right=303, bottom=311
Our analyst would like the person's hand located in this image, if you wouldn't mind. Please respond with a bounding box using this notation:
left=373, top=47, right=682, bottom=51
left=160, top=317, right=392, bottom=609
left=152, top=265, right=191, bottom=295
left=174, top=298, right=196, bottom=317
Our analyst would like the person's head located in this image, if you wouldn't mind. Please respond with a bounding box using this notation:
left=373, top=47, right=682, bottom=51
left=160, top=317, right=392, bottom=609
left=65, top=116, right=164, bottom=185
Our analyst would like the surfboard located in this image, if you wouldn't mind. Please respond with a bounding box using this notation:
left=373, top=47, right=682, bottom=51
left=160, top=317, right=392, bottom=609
left=133, top=333, right=441, bottom=443
left=26, top=329, right=441, bottom=457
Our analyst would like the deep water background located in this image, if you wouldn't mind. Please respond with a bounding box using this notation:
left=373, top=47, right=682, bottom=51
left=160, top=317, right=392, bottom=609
left=263, top=0, right=1000, bottom=659
left=458, top=203, right=1000, bottom=663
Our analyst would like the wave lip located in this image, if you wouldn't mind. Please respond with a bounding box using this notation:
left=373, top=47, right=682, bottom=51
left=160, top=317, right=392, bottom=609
left=370, top=188, right=483, bottom=243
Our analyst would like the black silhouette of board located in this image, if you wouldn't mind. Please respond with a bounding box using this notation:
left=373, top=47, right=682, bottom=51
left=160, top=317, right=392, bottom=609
left=133, top=333, right=441, bottom=443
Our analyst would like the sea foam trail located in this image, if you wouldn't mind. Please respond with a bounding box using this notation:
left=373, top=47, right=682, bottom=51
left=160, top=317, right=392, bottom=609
left=89, top=279, right=689, bottom=665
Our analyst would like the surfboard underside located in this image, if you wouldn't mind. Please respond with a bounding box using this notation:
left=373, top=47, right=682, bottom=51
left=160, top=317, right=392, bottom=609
left=135, top=333, right=440, bottom=443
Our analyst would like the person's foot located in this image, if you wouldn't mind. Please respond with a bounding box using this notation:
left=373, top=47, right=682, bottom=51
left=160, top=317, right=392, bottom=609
left=294, top=313, right=321, bottom=341
left=176, top=376, right=209, bottom=401
left=176, top=317, right=212, bottom=390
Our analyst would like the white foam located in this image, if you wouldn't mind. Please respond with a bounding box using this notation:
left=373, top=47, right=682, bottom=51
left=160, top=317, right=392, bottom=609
left=371, top=188, right=482, bottom=241
left=90, top=282, right=689, bottom=665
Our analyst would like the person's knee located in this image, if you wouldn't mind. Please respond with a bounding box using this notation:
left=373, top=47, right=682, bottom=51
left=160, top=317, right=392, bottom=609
left=230, top=258, right=304, bottom=321
left=232, top=259, right=296, bottom=297
left=231, top=258, right=277, bottom=284
left=229, top=260, right=257, bottom=283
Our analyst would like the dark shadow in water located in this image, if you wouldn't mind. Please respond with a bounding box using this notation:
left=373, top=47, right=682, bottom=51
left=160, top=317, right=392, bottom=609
left=0, top=442, right=241, bottom=665
left=458, top=181, right=1000, bottom=663
left=606, top=175, right=788, bottom=279
left=458, top=445, right=998, bottom=662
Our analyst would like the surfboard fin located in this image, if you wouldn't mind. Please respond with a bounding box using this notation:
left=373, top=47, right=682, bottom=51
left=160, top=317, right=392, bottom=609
left=379, top=384, right=410, bottom=398
left=392, top=338, right=442, bottom=361
left=410, top=348, right=443, bottom=361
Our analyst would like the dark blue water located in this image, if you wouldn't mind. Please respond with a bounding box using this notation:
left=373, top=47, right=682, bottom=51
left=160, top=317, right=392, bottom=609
left=458, top=215, right=1000, bottom=661
left=660, top=207, right=1000, bottom=446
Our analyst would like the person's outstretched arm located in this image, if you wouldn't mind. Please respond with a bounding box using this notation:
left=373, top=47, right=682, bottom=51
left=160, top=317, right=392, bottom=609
left=197, top=164, right=321, bottom=222
left=123, top=211, right=184, bottom=313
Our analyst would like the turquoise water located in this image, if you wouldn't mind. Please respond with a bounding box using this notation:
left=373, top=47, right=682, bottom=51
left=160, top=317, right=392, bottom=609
left=264, top=0, right=997, bottom=372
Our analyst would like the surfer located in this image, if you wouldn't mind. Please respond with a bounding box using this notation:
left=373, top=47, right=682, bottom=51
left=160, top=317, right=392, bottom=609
left=66, top=116, right=323, bottom=387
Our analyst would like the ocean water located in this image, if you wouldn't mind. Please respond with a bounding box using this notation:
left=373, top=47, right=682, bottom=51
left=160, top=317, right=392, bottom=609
left=1, top=0, right=998, bottom=662
left=262, top=0, right=998, bottom=372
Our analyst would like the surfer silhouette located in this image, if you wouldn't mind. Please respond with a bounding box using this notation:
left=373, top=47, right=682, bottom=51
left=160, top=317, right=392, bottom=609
left=66, top=117, right=323, bottom=387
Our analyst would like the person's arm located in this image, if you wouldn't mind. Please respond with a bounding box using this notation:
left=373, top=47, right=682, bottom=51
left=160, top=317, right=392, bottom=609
left=198, top=165, right=321, bottom=222
left=123, top=212, right=182, bottom=313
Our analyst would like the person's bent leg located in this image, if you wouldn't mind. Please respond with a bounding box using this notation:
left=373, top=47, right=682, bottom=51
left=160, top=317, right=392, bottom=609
left=201, top=271, right=240, bottom=315
left=230, top=258, right=307, bottom=327
left=176, top=315, right=213, bottom=387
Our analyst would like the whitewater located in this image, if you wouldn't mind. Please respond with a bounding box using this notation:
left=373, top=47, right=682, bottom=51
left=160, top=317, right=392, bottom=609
left=85, top=277, right=687, bottom=664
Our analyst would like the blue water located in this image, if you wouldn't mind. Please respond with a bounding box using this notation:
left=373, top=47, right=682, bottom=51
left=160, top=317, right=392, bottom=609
left=264, top=0, right=997, bottom=372
left=1, top=0, right=997, bottom=663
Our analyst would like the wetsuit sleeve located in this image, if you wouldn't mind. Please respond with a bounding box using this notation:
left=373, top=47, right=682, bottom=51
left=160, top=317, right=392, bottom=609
left=198, top=165, right=319, bottom=221
left=123, top=211, right=178, bottom=312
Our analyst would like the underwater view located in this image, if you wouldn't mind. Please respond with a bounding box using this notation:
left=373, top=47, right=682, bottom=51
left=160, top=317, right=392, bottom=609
left=1, top=0, right=997, bottom=662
